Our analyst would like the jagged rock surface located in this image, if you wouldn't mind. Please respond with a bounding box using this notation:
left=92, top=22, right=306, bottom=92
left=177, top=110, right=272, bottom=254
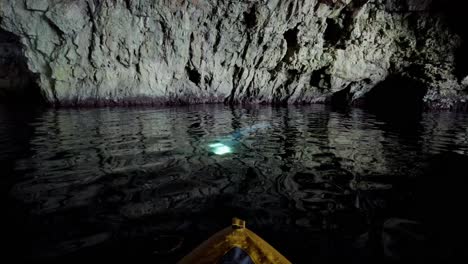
left=1, top=0, right=467, bottom=108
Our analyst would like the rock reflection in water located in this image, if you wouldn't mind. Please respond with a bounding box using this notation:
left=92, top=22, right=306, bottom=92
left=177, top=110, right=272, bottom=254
left=1, top=105, right=468, bottom=263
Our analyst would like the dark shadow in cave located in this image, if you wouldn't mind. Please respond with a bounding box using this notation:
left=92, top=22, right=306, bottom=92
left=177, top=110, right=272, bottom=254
left=323, top=7, right=356, bottom=49
left=185, top=66, right=201, bottom=86
left=244, top=5, right=257, bottom=29
left=356, top=75, right=427, bottom=114
left=329, top=85, right=352, bottom=109
left=0, top=29, right=45, bottom=106
left=432, top=0, right=468, bottom=80
left=324, top=18, right=342, bottom=46
left=310, top=67, right=331, bottom=92
left=282, top=25, right=300, bottom=63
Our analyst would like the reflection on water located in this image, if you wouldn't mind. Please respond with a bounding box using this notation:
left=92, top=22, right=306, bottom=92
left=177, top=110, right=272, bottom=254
left=1, top=105, right=468, bottom=263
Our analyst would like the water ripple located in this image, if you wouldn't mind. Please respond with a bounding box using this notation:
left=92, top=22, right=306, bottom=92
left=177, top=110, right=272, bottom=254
left=2, top=105, right=468, bottom=261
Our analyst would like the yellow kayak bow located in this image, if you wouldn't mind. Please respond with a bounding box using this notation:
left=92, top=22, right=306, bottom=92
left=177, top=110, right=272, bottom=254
left=178, top=218, right=292, bottom=264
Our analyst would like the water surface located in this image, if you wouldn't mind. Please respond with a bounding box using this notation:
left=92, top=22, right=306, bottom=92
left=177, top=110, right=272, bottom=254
left=1, top=105, right=467, bottom=263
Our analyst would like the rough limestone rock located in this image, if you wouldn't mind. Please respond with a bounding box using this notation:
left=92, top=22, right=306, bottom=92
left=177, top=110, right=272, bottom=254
left=0, top=0, right=467, bottom=108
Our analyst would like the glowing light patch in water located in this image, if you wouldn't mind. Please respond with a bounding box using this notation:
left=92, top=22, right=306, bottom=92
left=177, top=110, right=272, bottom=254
left=209, top=143, right=233, bottom=155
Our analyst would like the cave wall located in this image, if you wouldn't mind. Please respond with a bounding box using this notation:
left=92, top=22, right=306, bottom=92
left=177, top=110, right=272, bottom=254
left=0, top=0, right=467, bottom=108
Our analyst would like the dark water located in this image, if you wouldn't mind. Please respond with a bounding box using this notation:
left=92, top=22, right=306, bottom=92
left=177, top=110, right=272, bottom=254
left=1, top=105, right=467, bottom=263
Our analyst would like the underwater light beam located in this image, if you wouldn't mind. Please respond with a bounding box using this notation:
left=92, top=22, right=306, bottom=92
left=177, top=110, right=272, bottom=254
left=208, top=122, right=271, bottom=155
left=209, top=143, right=233, bottom=155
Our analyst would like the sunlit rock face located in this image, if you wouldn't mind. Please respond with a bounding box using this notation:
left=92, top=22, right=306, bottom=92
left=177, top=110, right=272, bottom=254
left=0, top=0, right=467, bottom=108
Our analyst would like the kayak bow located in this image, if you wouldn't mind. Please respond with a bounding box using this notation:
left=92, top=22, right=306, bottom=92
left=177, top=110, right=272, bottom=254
left=178, top=218, right=291, bottom=264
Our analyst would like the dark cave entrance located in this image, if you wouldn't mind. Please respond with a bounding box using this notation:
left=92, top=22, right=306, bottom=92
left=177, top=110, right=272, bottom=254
left=432, top=0, right=468, bottom=81
left=357, top=75, right=428, bottom=113
left=0, top=29, right=43, bottom=105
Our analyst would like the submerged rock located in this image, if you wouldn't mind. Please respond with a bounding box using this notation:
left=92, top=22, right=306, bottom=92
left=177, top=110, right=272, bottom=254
left=0, top=0, right=467, bottom=108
